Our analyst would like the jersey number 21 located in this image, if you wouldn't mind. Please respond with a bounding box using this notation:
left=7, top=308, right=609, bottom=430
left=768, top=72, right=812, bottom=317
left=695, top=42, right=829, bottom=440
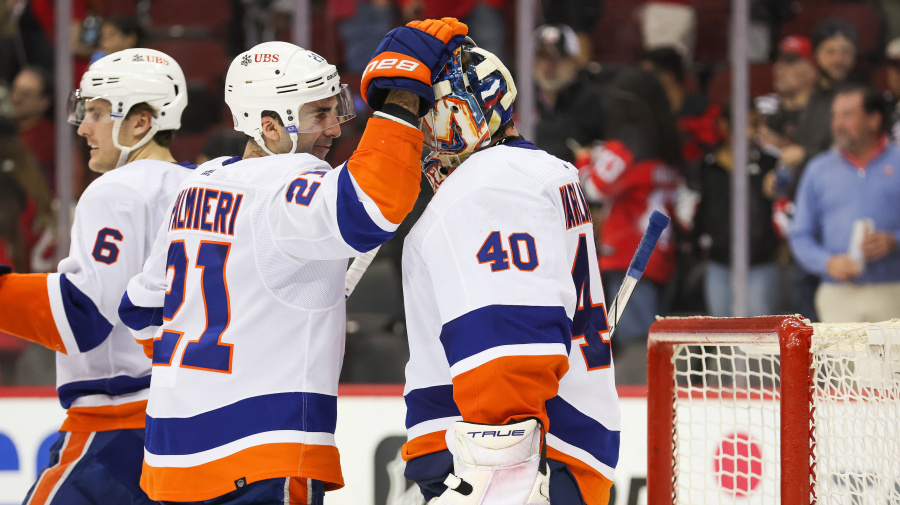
left=155, top=240, right=234, bottom=373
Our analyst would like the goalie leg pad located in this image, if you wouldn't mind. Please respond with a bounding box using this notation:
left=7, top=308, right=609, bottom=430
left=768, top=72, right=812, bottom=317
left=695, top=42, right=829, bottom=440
left=433, top=418, right=550, bottom=505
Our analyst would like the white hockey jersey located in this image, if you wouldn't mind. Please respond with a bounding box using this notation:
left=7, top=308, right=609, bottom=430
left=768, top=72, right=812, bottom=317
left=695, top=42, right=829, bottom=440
left=0, top=159, right=196, bottom=432
left=119, top=117, right=423, bottom=501
left=401, top=140, right=620, bottom=505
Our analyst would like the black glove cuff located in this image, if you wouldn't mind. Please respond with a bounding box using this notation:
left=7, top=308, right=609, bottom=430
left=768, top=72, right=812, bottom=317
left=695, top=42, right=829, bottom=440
left=379, top=103, right=420, bottom=127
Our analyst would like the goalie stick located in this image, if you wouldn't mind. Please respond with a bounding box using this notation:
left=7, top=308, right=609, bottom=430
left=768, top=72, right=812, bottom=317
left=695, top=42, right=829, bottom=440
left=344, top=245, right=381, bottom=298
left=606, top=210, right=670, bottom=339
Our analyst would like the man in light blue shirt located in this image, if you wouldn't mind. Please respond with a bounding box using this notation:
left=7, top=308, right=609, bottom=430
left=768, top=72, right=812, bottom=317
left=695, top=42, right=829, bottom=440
left=789, top=83, right=900, bottom=322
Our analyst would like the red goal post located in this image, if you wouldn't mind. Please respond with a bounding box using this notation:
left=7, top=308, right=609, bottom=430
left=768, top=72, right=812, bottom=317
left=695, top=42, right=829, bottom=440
left=647, top=315, right=900, bottom=505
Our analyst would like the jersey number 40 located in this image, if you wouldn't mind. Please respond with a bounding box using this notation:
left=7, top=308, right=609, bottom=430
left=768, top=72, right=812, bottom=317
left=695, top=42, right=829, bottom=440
left=476, top=230, right=611, bottom=370
left=155, top=240, right=234, bottom=373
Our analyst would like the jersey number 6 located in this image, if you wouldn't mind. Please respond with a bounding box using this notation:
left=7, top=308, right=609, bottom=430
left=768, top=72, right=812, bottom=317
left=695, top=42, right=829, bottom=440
left=155, top=240, right=234, bottom=373
left=92, top=228, right=123, bottom=264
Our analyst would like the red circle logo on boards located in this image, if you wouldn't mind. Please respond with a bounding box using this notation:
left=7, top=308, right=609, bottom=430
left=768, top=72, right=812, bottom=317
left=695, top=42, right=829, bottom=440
left=713, top=432, right=763, bottom=496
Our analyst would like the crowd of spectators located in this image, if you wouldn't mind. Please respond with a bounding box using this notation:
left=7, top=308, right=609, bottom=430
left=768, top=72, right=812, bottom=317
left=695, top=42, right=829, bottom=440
left=0, top=0, right=898, bottom=386
left=528, top=2, right=900, bottom=383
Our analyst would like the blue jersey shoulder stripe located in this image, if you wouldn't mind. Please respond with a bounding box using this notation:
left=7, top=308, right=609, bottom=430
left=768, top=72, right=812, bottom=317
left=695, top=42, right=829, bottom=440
left=145, top=391, right=337, bottom=456
left=546, top=395, right=620, bottom=468
left=404, top=384, right=460, bottom=429
left=335, top=164, right=394, bottom=252
left=504, top=139, right=541, bottom=151
left=177, top=161, right=198, bottom=169
left=118, top=292, right=163, bottom=331
left=57, top=374, right=151, bottom=409
left=439, top=305, right=571, bottom=368
left=59, top=274, right=113, bottom=353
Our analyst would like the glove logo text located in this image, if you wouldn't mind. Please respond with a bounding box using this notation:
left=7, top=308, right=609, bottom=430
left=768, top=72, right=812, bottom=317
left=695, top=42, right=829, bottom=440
left=363, top=58, right=421, bottom=77
left=465, top=429, right=526, bottom=438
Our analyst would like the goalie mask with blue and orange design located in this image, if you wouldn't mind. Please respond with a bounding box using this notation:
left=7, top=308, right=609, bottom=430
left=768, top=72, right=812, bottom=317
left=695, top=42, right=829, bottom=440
left=421, top=41, right=517, bottom=191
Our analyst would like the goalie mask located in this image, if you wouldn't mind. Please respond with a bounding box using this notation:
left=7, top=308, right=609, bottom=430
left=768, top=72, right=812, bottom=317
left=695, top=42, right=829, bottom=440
left=421, top=42, right=517, bottom=191
left=225, top=41, right=356, bottom=156
left=68, top=48, right=187, bottom=169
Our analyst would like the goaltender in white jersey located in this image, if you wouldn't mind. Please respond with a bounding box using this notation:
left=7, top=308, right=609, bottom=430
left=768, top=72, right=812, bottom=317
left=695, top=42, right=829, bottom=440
left=401, top=43, right=619, bottom=505
left=119, top=18, right=470, bottom=504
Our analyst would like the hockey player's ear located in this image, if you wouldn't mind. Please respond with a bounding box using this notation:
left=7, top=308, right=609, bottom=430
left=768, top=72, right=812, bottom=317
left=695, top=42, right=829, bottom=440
left=259, top=116, right=282, bottom=143
left=124, top=109, right=155, bottom=142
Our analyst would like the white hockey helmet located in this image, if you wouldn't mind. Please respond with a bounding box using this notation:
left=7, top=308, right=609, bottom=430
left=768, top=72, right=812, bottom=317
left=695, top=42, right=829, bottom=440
left=69, top=48, right=187, bottom=168
left=224, top=41, right=355, bottom=156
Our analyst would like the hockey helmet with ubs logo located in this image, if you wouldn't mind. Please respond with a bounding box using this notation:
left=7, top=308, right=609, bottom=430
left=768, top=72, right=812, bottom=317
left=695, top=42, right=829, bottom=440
left=225, top=41, right=356, bottom=155
left=68, top=48, right=187, bottom=168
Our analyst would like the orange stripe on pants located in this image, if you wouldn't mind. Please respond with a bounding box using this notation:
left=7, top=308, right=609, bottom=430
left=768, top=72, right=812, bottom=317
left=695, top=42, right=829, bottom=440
left=26, top=432, right=93, bottom=505
left=287, top=477, right=310, bottom=504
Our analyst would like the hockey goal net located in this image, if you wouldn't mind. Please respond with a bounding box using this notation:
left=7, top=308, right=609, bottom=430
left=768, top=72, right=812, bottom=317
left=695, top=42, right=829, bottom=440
left=647, top=315, right=900, bottom=504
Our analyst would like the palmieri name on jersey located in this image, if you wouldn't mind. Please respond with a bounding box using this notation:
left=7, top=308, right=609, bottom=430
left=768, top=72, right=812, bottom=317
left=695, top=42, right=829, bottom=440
left=168, top=186, right=244, bottom=236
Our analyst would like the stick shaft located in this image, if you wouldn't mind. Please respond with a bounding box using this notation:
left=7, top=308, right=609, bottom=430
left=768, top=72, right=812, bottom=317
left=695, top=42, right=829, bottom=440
left=606, top=276, right=637, bottom=339
left=605, top=210, right=670, bottom=338
left=344, top=245, right=381, bottom=298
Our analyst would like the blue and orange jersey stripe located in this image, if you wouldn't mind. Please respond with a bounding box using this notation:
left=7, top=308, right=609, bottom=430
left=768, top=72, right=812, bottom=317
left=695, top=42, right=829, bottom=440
left=61, top=401, right=148, bottom=432
left=0, top=272, right=118, bottom=355
left=141, top=442, right=343, bottom=502
left=451, top=354, right=568, bottom=431
left=439, top=304, right=571, bottom=432
left=0, top=273, right=65, bottom=353
left=403, top=430, right=448, bottom=462
left=141, top=390, right=341, bottom=500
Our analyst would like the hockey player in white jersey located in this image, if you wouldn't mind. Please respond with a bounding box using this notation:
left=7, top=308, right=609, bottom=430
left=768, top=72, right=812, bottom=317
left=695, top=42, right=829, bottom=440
left=401, top=42, right=620, bottom=505
left=0, top=48, right=193, bottom=505
left=118, top=18, right=469, bottom=505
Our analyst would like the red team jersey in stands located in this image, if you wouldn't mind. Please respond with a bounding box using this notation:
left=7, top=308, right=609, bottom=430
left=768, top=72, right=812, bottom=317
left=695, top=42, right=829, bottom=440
left=0, top=160, right=195, bottom=432
left=120, top=117, right=422, bottom=501
left=401, top=141, right=619, bottom=504
left=578, top=140, right=677, bottom=284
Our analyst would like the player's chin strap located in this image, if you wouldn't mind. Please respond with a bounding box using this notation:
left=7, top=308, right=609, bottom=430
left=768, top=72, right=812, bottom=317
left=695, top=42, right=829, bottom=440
left=426, top=418, right=551, bottom=505
left=111, top=119, right=161, bottom=169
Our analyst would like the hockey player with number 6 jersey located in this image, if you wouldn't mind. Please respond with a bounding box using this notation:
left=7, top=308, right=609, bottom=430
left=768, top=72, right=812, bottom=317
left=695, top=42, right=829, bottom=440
left=0, top=49, right=194, bottom=505
left=402, top=41, right=619, bottom=505
left=118, top=19, right=469, bottom=505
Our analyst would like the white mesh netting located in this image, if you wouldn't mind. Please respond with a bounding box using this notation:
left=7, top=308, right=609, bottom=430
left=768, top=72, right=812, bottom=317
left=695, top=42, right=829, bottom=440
left=671, top=341, right=782, bottom=504
left=669, top=320, right=900, bottom=505
left=810, top=321, right=900, bottom=504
